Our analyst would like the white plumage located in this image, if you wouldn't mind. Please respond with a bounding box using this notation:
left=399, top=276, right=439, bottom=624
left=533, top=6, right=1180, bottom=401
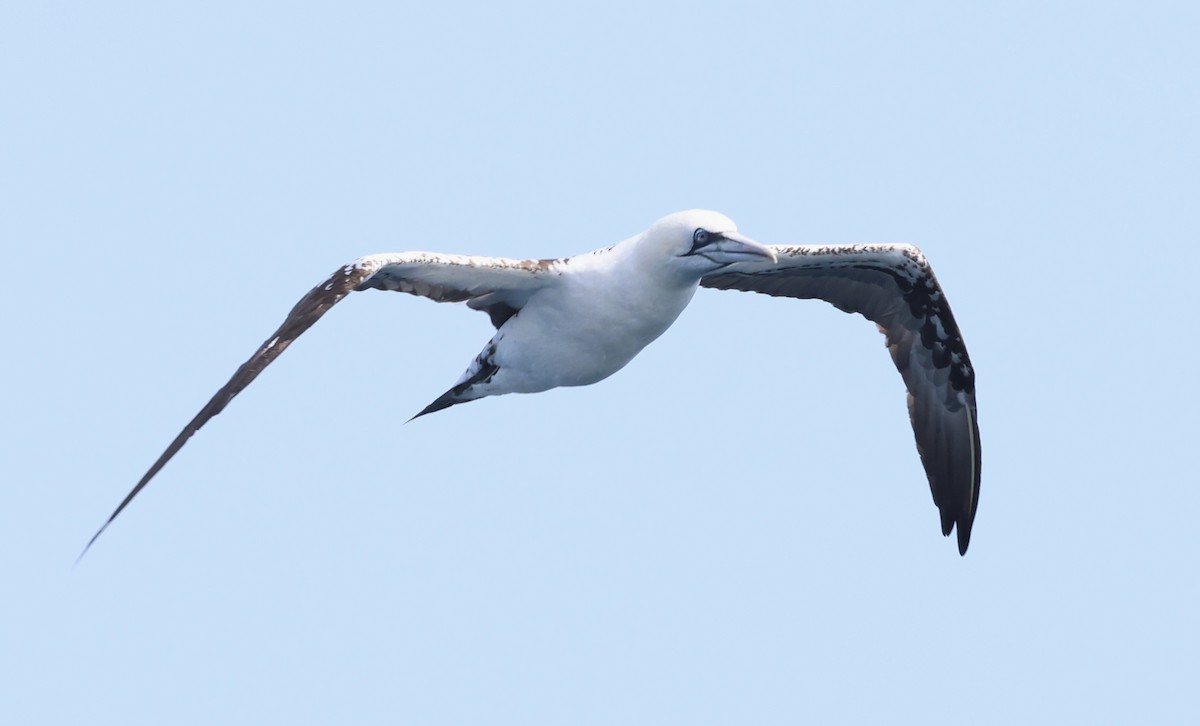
left=83, top=210, right=981, bottom=557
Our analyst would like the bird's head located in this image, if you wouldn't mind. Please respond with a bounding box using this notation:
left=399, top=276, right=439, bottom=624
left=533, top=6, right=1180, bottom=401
left=636, top=210, right=777, bottom=279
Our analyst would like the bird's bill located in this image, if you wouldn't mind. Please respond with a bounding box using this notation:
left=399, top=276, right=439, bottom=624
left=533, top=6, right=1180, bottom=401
left=701, top=231, right=778, bottom=264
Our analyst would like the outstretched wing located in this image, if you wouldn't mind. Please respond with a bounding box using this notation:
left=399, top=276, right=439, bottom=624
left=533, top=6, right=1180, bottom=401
left=700, top=244, right=981, bottom=555
left=82, top=252, right=557, bottom=557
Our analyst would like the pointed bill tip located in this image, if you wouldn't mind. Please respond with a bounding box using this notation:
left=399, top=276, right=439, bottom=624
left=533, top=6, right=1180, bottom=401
left=720, top=231, right=777, bottom=263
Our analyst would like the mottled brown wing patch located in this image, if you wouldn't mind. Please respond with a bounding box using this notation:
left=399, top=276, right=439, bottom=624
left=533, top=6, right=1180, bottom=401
left=363, top=254, right=561, bottom=328
left=79, top=259, right=386, bottom=559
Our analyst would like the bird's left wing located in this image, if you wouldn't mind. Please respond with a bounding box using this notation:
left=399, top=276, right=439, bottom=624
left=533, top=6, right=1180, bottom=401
left=81, top=252, right=557, bottom=557
left=700, top=244, right=980, bottom=554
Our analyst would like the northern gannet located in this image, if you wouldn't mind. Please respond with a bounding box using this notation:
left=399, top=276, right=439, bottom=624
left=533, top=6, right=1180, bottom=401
left=83, top=210, right=981, bottom=556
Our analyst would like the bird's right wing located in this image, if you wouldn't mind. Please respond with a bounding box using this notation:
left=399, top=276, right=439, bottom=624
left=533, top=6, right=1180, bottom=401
left=81, top=252, right=558, bottom=557
left=700, top=243, right=980, bottom=554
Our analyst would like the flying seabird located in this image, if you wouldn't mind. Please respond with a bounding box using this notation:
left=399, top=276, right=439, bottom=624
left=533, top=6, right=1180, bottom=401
left=83, top=210, right=981, bottom=557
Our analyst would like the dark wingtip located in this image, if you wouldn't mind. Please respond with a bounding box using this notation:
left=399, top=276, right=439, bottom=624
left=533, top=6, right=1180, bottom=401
left=939, top=504, right=973, bottom=556
left=940, top=508, right=955, bottom=537
left=936, top=499, right=974, bottom=554
left=75, top=521, right=111, bottom=565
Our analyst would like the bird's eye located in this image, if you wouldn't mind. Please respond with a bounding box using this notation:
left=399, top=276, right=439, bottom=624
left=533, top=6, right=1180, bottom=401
left=692, top=228, right=710, bottom=246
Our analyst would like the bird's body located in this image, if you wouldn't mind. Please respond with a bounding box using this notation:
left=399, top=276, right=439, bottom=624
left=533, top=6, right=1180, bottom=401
left=432, top=221, right=704, bottom=406
left=474, top=273, right=694, bottom=393
left=83, top=210, right=982, bottom=557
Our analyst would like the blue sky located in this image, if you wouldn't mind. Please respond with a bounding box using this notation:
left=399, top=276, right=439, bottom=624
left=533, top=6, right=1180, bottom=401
left=3, top=1, right=1197, bottom=723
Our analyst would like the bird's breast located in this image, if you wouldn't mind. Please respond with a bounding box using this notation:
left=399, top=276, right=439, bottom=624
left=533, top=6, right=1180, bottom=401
left=492, top=273, right=698, bottom=391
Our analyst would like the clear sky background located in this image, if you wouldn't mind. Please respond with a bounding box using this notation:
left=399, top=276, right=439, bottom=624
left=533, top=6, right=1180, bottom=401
left=3, top=1, right=1197, bottom=723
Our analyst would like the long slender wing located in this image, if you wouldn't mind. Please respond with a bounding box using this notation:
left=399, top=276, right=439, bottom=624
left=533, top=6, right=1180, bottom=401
left=81, top=252, right=556, bottom=558
left=700, top=244, right=980, bottom=554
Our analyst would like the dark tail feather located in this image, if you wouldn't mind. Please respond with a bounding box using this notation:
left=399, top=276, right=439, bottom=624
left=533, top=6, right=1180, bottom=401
left=408, top=389, right=467, bottom=422
left=409, top=357, right=499, bottom=423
